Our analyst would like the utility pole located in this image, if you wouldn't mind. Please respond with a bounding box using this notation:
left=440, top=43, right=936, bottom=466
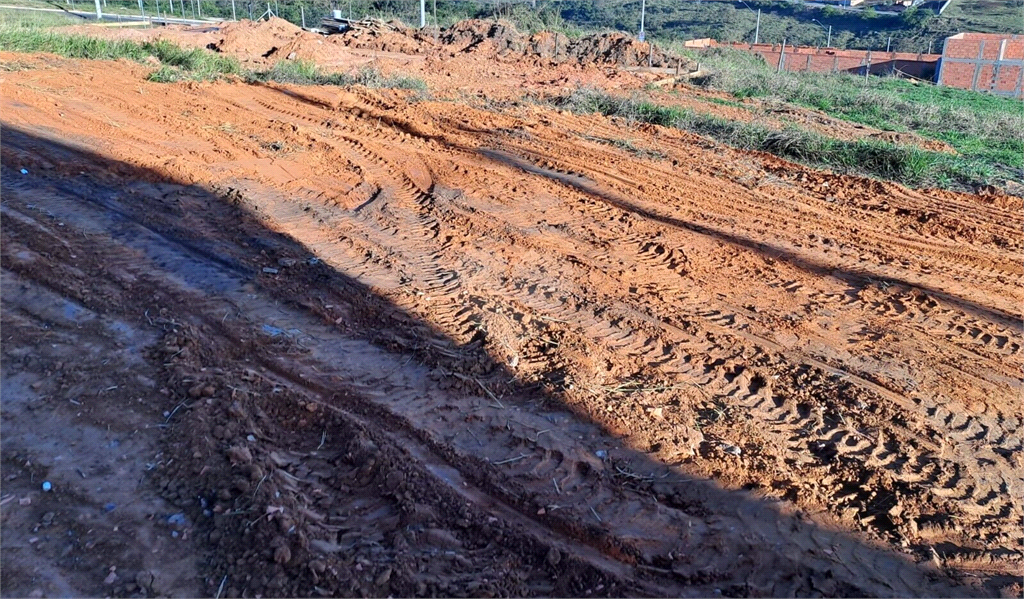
left=777, top=38, right=786, bottom=73
left=826, top=25, right=831, bottom=47
left=638, top=0, right=646, bottom=41
left=300, top=4, right=304, bottom=26
left=94, top=0, right=102, bottom=19
left=887, top=36, right=892, bottom=52
left=754, top=8, right=760, bottom=44
left=419, top=0, right=425, bottom=27
left=232, top=0, right=236, bottom=19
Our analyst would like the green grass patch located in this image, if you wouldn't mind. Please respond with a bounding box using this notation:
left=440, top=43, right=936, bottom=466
left=0, top=26, right=241, bottom=80
left=247, top=59, right=428, bottom=93
left=0, top=27, right=427, bottom=93
left=559, top=88, right=998, bottom=189
left=684, top=47, right=1024, bottom=179
left=0, top=7, right=85, bottom=28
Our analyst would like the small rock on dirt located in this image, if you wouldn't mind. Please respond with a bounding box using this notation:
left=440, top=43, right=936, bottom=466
left=227, top=445, right=253, bottom=465
left=545, top=547, right=561, bottom=567
left=135, top=571, right=155, bottom=589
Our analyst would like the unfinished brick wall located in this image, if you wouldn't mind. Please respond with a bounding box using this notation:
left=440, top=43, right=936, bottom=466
left=721, top=43, right=940, bottom=80
left=937, top=33, right=1023, bottom=98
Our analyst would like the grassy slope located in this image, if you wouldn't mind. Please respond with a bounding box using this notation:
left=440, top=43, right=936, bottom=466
left=559, top=87, right=1003, bottom=189
left=940, top=0, right=1024, bottom=33
left=683, top=48, right=1023, bottom=180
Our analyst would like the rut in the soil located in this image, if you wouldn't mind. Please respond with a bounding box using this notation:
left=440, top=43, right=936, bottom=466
left=1, top=54, right=1021, bottom=596
left=1, top=127, right=992, bottom=597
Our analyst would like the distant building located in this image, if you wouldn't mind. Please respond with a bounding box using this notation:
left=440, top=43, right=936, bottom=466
left=935, top=33, right=1024, bottom=98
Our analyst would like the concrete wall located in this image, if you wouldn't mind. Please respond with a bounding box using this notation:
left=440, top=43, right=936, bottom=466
left=722, top=43, right=941, bottom=79
left=936, top=33, right=1024, bottom=98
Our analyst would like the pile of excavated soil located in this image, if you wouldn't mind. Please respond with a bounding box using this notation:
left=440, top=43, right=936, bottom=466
left=207, top=17, right=330, bottom=63
left=61, top=17, right=693, bottom=70
left=334, top=18, right=695, bottom=69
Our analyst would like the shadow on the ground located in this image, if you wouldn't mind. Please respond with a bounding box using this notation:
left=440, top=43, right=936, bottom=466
left=0, top=125, right=992, bottom=598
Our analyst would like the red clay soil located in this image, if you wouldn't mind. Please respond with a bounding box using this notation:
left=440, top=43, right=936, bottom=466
left=54, top=17, right=955, bottom=151
left=1, top=51, right=1021, bottom=599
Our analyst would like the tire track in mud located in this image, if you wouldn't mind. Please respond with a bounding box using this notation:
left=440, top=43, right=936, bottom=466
left=1, top=142, right=983, bottom=598
left=192, top=89, right=1023, bottom=568
left=449, top=139, right=1021, bottom=560
left=3, top=62, right=1020, bottom=590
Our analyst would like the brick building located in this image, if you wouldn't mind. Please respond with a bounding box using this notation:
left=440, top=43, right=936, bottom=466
left=935, top=33, right=1024, bottom=98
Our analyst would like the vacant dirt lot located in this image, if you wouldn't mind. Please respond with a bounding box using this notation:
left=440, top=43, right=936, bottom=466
left=1, top=27, right=1021, bottom=599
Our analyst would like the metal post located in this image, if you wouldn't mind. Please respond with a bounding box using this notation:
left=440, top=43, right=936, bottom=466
left=94, top=0, right=102, bottom=19
left=300, top=5, right=304, bottom=26
left=419, top=0, right=425, bottom=27
left=754, top=9, right=760, bottom=45
left=886, top=36, right=891, bottom=53
left=777, top=38, right=786, bottom=73
left=232, top=0, right=236, bottom=19
left=432, top=0, right=436, bottom=27
left=138, top=0, right=145, bottom=18
left=267, top=1, right=271, bottom=17
left=275, top=0, right=279, bottom=17
left=197, top=0, right=201, bottom=17
left=826, top=25, right=831, bottom=47
left=638, top=0, right=646, bottom=41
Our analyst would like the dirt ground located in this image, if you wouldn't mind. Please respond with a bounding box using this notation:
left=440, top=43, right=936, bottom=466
left=54, top=17, right=954, bottom=152
left=1, top=28, right=1021, bottom=599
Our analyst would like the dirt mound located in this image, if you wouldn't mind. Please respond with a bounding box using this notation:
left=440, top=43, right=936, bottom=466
left=209, top=17, right=317, bottom=62
left=332, top=19, right=433, bottom=54
left=337, top=18, right=694, bottom=69
left=438, top=20, right=691, bottom=68
left=563, top=31, right=682, bottom=68
left=441, top=19, right=526, bottom=56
